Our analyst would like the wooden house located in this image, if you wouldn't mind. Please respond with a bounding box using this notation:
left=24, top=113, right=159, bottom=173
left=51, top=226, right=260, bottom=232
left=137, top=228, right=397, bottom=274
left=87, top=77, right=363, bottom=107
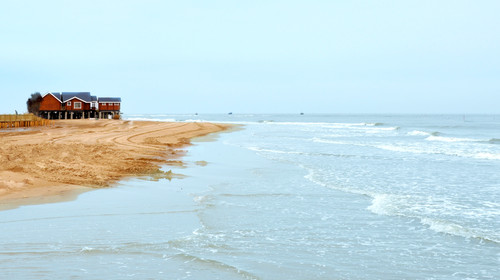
left=39, top=92, right=62, bottom=111
left=62, top=92, right=93, bottom=111
left=98, top=97, right=122, bottom=118
left=38, top=92, right=121, bottom=120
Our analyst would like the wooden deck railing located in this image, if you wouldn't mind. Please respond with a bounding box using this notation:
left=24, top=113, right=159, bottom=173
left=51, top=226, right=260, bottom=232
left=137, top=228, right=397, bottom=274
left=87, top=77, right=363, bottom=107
left=0, top=113, right=53, bottom=129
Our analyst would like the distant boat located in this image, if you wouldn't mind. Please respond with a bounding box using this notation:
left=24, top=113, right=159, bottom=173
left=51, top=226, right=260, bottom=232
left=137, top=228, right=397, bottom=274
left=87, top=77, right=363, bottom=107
left=228, top=112, right=233, bottom=115
left=300, top=112, right=304, bottom=115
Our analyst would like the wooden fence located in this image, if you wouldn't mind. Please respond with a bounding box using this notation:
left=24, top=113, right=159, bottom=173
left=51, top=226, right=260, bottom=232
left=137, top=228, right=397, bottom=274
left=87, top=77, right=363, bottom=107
left=0, top=114, right=53, bottom=129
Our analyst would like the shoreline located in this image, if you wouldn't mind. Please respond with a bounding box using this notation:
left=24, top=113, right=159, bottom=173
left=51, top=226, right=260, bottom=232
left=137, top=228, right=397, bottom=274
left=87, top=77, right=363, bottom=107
left=0, top=119, right=231, bottom=210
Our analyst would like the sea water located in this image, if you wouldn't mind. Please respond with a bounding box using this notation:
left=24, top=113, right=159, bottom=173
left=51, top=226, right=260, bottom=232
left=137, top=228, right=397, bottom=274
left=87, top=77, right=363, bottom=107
left=0, top=114, right=499, bottom=279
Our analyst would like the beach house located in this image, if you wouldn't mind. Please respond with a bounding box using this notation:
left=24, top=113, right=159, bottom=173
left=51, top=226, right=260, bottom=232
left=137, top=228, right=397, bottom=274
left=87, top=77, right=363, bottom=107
left=98, top=97, right=122, bottom=118
left=38, top=92, right=121, bottom=119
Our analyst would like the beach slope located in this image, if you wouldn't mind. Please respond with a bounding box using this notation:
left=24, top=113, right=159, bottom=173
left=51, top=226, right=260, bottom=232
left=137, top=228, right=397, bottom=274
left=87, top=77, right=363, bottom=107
left=0, top=119, right=229, bottom=206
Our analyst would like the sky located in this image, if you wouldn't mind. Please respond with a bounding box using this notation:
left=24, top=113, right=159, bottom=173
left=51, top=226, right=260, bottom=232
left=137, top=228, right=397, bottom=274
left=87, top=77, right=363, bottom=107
left=1, top=0, right=499, bottom=114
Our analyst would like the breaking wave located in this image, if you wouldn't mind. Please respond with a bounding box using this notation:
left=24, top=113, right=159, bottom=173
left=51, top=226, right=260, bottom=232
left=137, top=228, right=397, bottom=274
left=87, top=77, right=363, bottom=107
left=171, top=253, right=260, bottom=280
left=407, top=130, right=441, bottom=136
left=367, top=194, right=500, bottom=243
left=488, top=138, right=500, bottom=144
left=425, top=135, right=477, bottom=143
left=247, top=146, right=356, bottom=158
left=311, top=137, right=500, bottom=160
left=304, top=170, right=500, bottom=244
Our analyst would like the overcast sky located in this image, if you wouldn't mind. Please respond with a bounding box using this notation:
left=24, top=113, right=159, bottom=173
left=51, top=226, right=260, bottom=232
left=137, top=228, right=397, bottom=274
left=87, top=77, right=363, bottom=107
left=1, top=0, right=499, bottom=114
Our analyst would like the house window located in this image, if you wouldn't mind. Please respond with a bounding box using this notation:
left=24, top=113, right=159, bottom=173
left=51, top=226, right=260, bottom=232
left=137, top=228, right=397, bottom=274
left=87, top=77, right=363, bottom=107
left=67, top=101, right=71, bottom=106
left=114, top=103, right=119, bottom=106
left=74, top=102, right=82, bottom=109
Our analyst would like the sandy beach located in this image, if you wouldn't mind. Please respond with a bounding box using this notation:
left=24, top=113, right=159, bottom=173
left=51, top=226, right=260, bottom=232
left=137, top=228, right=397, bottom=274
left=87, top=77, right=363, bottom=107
left=0, top=119, right=230, bottom=208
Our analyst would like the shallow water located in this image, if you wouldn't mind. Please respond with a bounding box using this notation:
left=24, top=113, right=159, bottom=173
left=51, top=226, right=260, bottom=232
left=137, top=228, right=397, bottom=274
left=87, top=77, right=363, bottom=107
left=0, top=114, right=499, bottom=279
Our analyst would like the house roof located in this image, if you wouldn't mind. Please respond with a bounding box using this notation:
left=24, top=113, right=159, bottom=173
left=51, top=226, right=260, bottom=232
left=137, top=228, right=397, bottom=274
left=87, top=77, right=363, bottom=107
left=61, top=92, right=92, bottom=103
left=43, top=92, right=62, bottom=102
left=43, top=92, right=121, bottom=104
left=99, top=97, right=121, bottom=103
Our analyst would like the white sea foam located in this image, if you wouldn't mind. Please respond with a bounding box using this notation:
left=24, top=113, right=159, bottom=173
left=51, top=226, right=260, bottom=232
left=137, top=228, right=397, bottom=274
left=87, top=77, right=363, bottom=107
left=374, top=143, right=500, bottom=161
left=474, top=152, right=500, bottom=160
left=311, top=137, right=500, bottom=161
left=303, top=168, right=488, bottom=242
left=303, top=166, right=375, bottom=198
left=247, top=147, right=302, bottom=155
left=302, top=153, right=498, bottom=242
left=324, top=133, right=348, bottom=138
left=313, top=138, right=415, bottom=154
left=407, top=130, right=442, bottom=136
left=193, top=195, right=209, bottom=203
left=367, top=194, right=404, bottom=216
left=312, top=138, right=347, bottom=145
left=374, top=144, right=427, bottom=154
left=263, top=121, right=387, bottom=129
left=80, top=246, right=96, bottom=253
left=408, top=130, right=431, bottom=136
left=367, top=194, right=500, bottom=243
left=368, top=126, right=399, bottom=131
left=419, top=218, right=500, bottom=243
left=367, top=194, right=443, bottom=218
left=425, top=135, right=477, bottom=142
left=320, top=124, right=399, bottom=133
left=361, top=127, right=400, bottom=134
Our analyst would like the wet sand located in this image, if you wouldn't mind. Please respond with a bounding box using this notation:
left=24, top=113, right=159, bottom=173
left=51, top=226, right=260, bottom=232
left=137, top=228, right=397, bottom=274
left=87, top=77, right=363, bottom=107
left=0, top=119, right=230, bottom=209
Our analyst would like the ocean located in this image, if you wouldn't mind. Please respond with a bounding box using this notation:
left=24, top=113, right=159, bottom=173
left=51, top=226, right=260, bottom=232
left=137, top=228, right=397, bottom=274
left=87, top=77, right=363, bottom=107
left=1, top=114, right=499, bottom=279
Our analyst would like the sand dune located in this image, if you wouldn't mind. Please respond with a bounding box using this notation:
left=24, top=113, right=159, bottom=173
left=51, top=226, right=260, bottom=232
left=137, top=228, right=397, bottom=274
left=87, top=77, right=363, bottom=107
left=0, top=119, right=230, bottom=207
